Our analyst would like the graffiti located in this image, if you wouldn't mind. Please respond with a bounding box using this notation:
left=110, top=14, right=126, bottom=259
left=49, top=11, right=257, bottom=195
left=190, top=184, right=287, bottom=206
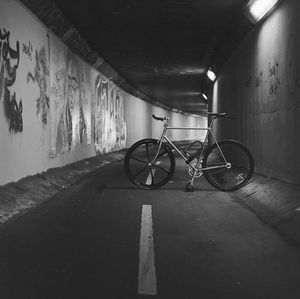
left=94, top=75, right=107, bottom=151
left=4, top=90, right=23, bottom=132
left=79, top=105, right=86, bottom=143
left=268, top=59, right=280, bottom=95
left=0, top=28, right=23, bottom=133
left=245, top=76, right=252, bottom=87
left=286, top=35, right=300, bottom=95
left=22, top=41, right=33, bottom=60
left=51, top=50, right=73, bottom=154
left=50, top=84, right=59, bottom=99
left=68, top=56, right=83, bottom=148
left=55, top=68, right=65, bottom=81
left=27, top=47, right=50, bottom=125
left=51, top=68, right=65, bottom=108
left=255, top=72, right=263, bottom=87
left=66, top=97, right=72, bottom=150
left=79, top=66, right=92, bottom=145
left=50, top=42, right=124, bottom=155
left=52, top=63, right=67, bottom=154
left=55, top=53, right=86, bottom=152
left=68, top=74, right=78, bottom=91
left=114, top=90, right=126, bottom=147
left=94, top=74, right=126, bottom=154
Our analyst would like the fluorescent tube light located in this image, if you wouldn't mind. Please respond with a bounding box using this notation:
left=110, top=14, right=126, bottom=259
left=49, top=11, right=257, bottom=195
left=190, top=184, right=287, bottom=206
left=202, top=93, right=208, bottom=101
left=247, top=0, right=279, bottom=23
left=207, top=68, right=216, bottom=82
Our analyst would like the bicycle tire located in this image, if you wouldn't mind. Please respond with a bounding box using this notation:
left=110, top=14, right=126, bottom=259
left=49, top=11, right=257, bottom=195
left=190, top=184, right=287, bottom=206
left=203, top=140, right=254, bottom=191
left=124, top=138, right=175, bottom=189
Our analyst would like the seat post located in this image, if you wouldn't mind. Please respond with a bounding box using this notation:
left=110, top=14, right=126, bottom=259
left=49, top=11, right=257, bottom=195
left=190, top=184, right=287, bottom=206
left=208, top=116, right=216, bottom=129
left=158, top=118, right=168, bottom=142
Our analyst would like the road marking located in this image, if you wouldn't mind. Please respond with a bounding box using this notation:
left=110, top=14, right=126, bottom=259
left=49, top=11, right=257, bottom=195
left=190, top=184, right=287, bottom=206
left=138, top=205, right=157, bottom=295
left=295, top=207, right=300, bottom=212
left=146, top=161, right=161, bottom=185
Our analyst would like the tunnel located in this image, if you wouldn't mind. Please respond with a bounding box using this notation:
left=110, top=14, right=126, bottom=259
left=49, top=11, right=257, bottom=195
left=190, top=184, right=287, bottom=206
left=0, top=0, right=300, bottom=298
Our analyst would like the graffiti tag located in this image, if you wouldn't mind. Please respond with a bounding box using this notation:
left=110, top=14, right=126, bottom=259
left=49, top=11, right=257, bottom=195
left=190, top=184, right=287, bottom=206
left=0, top=28, right=23, bottom=133
left=245, top=76, right=252, bottom=87
left=22, top=41, right=33, bottom=60
left=94, top=75, right=126, bottom=154
left=4, top=91, right=23, bottom=132
left=68, top=74, right=78, bottom=91
left=255, top=72, right=263, bottom=87
left=268, top=59, right=280, bottom=95
left=286, top=35, right=300, bottom=95
left=27, top=47, right=50, bottom=125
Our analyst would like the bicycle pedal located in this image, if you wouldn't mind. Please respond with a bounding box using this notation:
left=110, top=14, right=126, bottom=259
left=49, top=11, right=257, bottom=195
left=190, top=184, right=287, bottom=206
left=185, top=182, right=194, bottom=192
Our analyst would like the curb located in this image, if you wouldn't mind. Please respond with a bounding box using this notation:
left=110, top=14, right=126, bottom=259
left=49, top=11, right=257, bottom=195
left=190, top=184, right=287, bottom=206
left=234, top=174, right=300, bottom=245
left=1, top=149, right=300, bottom=247
left=0, top=141, right=190, bottom=226
left=0, top=150, right=126, bottom=226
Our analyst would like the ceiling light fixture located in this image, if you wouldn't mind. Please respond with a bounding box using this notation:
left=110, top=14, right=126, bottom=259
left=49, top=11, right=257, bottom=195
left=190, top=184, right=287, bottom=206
left=207, top=68, right=216, bottom=82
left=202, top=93, right=208, bottom=101
left=245, top=0, right=279, bottom=23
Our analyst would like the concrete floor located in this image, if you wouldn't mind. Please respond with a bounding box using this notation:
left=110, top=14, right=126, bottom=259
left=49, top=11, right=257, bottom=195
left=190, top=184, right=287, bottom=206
left=0, top=157, right=300, bottom=298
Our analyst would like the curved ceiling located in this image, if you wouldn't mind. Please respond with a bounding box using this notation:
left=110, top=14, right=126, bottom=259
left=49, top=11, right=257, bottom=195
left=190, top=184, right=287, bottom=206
left=22, top=0, right=256, bottom=115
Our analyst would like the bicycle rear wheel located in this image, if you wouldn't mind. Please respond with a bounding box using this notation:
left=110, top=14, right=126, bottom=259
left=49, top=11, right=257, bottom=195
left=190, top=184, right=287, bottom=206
left=203, top=140, right=254, bottom=191
left=124, top=138, right=175, bottom=189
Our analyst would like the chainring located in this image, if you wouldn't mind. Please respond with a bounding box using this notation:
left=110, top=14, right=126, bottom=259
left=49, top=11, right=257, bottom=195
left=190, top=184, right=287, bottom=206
left=188, top=161, right=203, bottom=178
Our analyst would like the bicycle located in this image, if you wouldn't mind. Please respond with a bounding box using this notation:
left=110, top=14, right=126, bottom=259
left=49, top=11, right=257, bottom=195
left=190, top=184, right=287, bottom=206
left=124, top=113, right=254, bottom=192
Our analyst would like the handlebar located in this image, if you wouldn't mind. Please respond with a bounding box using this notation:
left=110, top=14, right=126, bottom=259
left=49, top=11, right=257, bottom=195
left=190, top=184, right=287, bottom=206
left=206, top=112, right=236, bottom=119
left=152, top=113, right=235, bottom=122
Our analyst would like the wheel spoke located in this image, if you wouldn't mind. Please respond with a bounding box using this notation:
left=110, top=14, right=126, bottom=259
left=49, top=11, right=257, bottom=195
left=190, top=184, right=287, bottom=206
left=129, top=155, right=149, bottom=164
left=124, top=140, right=175, bottom=189
left=156, top=149, right=168, bottom=159
left=203, top=140, right=254, bottom=191
left=154, top=164, right=171, bottom=174
left=132, top=164, right=149, bottom=179
left=207, top=169, right=227, bottom=175
left=146, top=143, right=151, bottom=162
left=150, top=166, right=155, bottom=185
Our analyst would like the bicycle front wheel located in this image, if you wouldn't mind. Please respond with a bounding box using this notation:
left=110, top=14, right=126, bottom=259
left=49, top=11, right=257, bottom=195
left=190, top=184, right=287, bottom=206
left=124, top=139, right=175, bottom=189
left=203, top=140, right=254, bottom=191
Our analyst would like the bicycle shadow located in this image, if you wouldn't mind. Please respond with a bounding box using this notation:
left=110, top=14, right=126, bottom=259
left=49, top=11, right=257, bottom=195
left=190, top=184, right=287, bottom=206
left=99, top=180, right=219, bottom=192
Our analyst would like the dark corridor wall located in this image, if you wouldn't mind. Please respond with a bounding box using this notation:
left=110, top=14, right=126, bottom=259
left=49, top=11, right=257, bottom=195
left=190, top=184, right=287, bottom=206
left=211, top=0, right=300, bottom=184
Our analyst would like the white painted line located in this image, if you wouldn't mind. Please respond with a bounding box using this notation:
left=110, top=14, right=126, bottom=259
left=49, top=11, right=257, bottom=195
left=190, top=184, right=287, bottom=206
left=146, top=161, right=161, bottom=185
left=295, top=207, right=300, bottom=212
left=138, top=205, right=157, bottom=295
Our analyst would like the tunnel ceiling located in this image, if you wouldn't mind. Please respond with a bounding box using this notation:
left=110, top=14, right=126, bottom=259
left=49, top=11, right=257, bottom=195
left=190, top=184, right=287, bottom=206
left=23, top=0, right=255, bottom=115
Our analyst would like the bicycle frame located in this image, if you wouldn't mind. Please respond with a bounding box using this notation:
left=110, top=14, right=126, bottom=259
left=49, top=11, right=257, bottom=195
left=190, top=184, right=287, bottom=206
left=124, top=114, right=254, bottom=191
left=153, top=116, right=230, bottom=173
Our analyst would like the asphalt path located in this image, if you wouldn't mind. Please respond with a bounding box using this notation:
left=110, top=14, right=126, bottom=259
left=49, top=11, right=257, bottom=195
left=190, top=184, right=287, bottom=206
left=0, top=157, right=300, bottom=298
